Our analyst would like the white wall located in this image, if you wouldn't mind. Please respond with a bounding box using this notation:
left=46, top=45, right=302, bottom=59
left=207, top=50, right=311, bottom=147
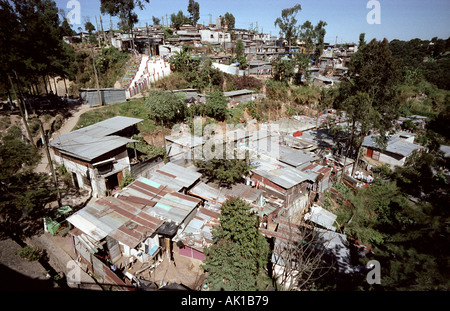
left=200, top=29, right=231, bottom=44
left=379, top=152, right=406, bottom=168
left=55, top=148, right=131, bottom=198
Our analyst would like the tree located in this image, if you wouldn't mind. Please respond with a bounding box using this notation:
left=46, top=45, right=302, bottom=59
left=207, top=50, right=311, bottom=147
left=169, top=48, right=200, bottom=83
left=313, top=20, right=327, bottom=63
left=170, top=10, right=189, bottom=30
left=335, top=39, right=401, bottom=175
left=272, top=57, right=295, bottom=83
left=235, top=39, right=247, bottom=69
left=358, top=33, right=367, bottom=49
left=194, top=155, right=249, bottom=187
left=271, top=218, right=331, bottom=290
left=0, top=0, right=75, bottom=94
left=299, top=20, right=314, bottom=54
left=293, top=52, right=311, bottom=84
left=274, top=4, right=302, bottom=53
left=187, top=0, right=200, bottom=26
left=0, top=127, right=56, bottom=241
left=145, top=90, right=186, bottom=126
left=152, top=16, right=160, bottom=25
left=221, top=12, right=235, bottom=30
left=100, top=0, right=149, bottom=50
left=84, top=21, right=95, bottom=36
left=59, top=18, right=75, bottom=37
left=100, top=0, right=149, bottom=31
left=202, top=198, right=270, bottom=291
left=205, top=90, right=228, bottom=121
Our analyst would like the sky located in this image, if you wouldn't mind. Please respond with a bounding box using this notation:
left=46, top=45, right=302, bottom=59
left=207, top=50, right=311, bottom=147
left=56, top=0, right=450, bottom=43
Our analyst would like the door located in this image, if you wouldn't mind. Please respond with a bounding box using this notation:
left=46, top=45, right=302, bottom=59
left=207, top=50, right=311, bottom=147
left=117, top=171, right=123, bottom=186
left=366, top=148, right=373, bottom=158
left=72, top=172, right=79, bottom=189
left=106, top=236, right=121, bottom=263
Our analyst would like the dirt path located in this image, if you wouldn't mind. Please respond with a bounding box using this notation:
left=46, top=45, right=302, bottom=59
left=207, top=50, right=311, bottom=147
left=35, top=103, right=91, bottom=174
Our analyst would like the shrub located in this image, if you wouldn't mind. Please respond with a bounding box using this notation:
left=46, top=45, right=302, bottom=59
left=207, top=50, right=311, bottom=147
left=16, top=246, right=44, bottom=262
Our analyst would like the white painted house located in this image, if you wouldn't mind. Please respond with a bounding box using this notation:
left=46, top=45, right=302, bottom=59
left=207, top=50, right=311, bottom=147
left=199, top=29, right=231, bottom=44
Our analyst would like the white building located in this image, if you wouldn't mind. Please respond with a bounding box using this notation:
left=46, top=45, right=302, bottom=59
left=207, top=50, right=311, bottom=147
left=199, top=29, right=231, bottom=44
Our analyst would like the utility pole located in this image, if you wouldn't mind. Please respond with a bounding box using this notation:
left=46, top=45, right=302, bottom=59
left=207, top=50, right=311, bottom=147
left=8, top=74, right=36, bottom=148
left=95, top=15, right=101, bottom=44
left=100, top=15, right=106, bottom=43
left=91, top=47, right=102, bottom=106
left=146, top=22, right=151, bottom=56
left=39, top=119, right=61, bottom=206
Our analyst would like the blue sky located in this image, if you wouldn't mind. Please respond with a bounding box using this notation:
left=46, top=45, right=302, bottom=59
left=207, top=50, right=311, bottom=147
left=56, top=0, right=450, bottom=43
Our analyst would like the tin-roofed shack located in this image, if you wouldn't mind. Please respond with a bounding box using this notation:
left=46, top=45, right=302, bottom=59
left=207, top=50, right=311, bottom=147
left=79, top=88, right=127, bottom=107
left=50, top=116, right=142, bottom=197
left=362, top=134, right=426, bottom=167
left=67, top=172, right=202, bottom=288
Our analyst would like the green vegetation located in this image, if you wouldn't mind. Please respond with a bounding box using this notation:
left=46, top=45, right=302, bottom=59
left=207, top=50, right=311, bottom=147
left=194, top=157, right=250, bottom=187
left=330, top=147, right=450, bottom=290
left=0, top=126, right=56, bottom=240
left=119, top=170, right=135, bottom=189
left=16, top=246, right=44, bottom=262
left=75, top=98, right=157, bottom=134
left=202, top=198, right=271, bottom=290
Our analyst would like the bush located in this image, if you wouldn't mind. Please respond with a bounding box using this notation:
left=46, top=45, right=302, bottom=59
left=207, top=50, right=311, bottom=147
left=119, top=170, right=135, bottom=189
left=16, top=246, right=44, bottom=262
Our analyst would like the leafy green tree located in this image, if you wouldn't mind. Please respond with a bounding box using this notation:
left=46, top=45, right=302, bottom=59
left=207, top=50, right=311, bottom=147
left=221, top=12, right=235, bottom=30
left=202, top=198, right=270, bottom=291
left=235, top=39, right=247, bottom=69
left=59, top=18, right=75, bottom=37
left=274, top=4, right=302, bottom=53
left=145, top=90, right=186, bottom=126
left=152, top=16, right=160, bottom=25
left=205, top=90, right=228, bottom=121
left=0, top=0, right=74, bottom=93
left=100, top=0, right=149, bottom=33
left=299, top=20, right=314, bottom=54
left=313, top=20, right=327, bottom=63
left=195, top=156, right=249, bottom=186
left=187, top=0, right=200, bottom=26
left=358, top=33, right=367, bottom=49
left=170, top=10, right=190, bottom=30
left=272, top=57, right=295, bottom=83
left=335, top=39, right=401, bottom=174
left=0, top=128, right=55, bottom=241
left=293, top=52, right=311, bottom=84
left=84, top=21, right=95, bottom=36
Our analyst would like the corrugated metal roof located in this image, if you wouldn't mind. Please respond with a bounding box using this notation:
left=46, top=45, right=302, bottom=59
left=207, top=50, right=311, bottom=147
left=189, top=182, right=227, bottom=203
left=223, top=89, right=255, bottom=97
left=50, top=116, right=142, bottom=161
left=309, top=204, right=337, bottom=231
left=165, top=133, right=204, bottom=148
left=251, top=157, right=312, bottom=189
left=155, top=162, right=201, bottom=189
left=67, top=196, right=164, bottom=248
left=362, top=135, right=423, bottom=157
left=278, top=145, right=316, bottom=167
